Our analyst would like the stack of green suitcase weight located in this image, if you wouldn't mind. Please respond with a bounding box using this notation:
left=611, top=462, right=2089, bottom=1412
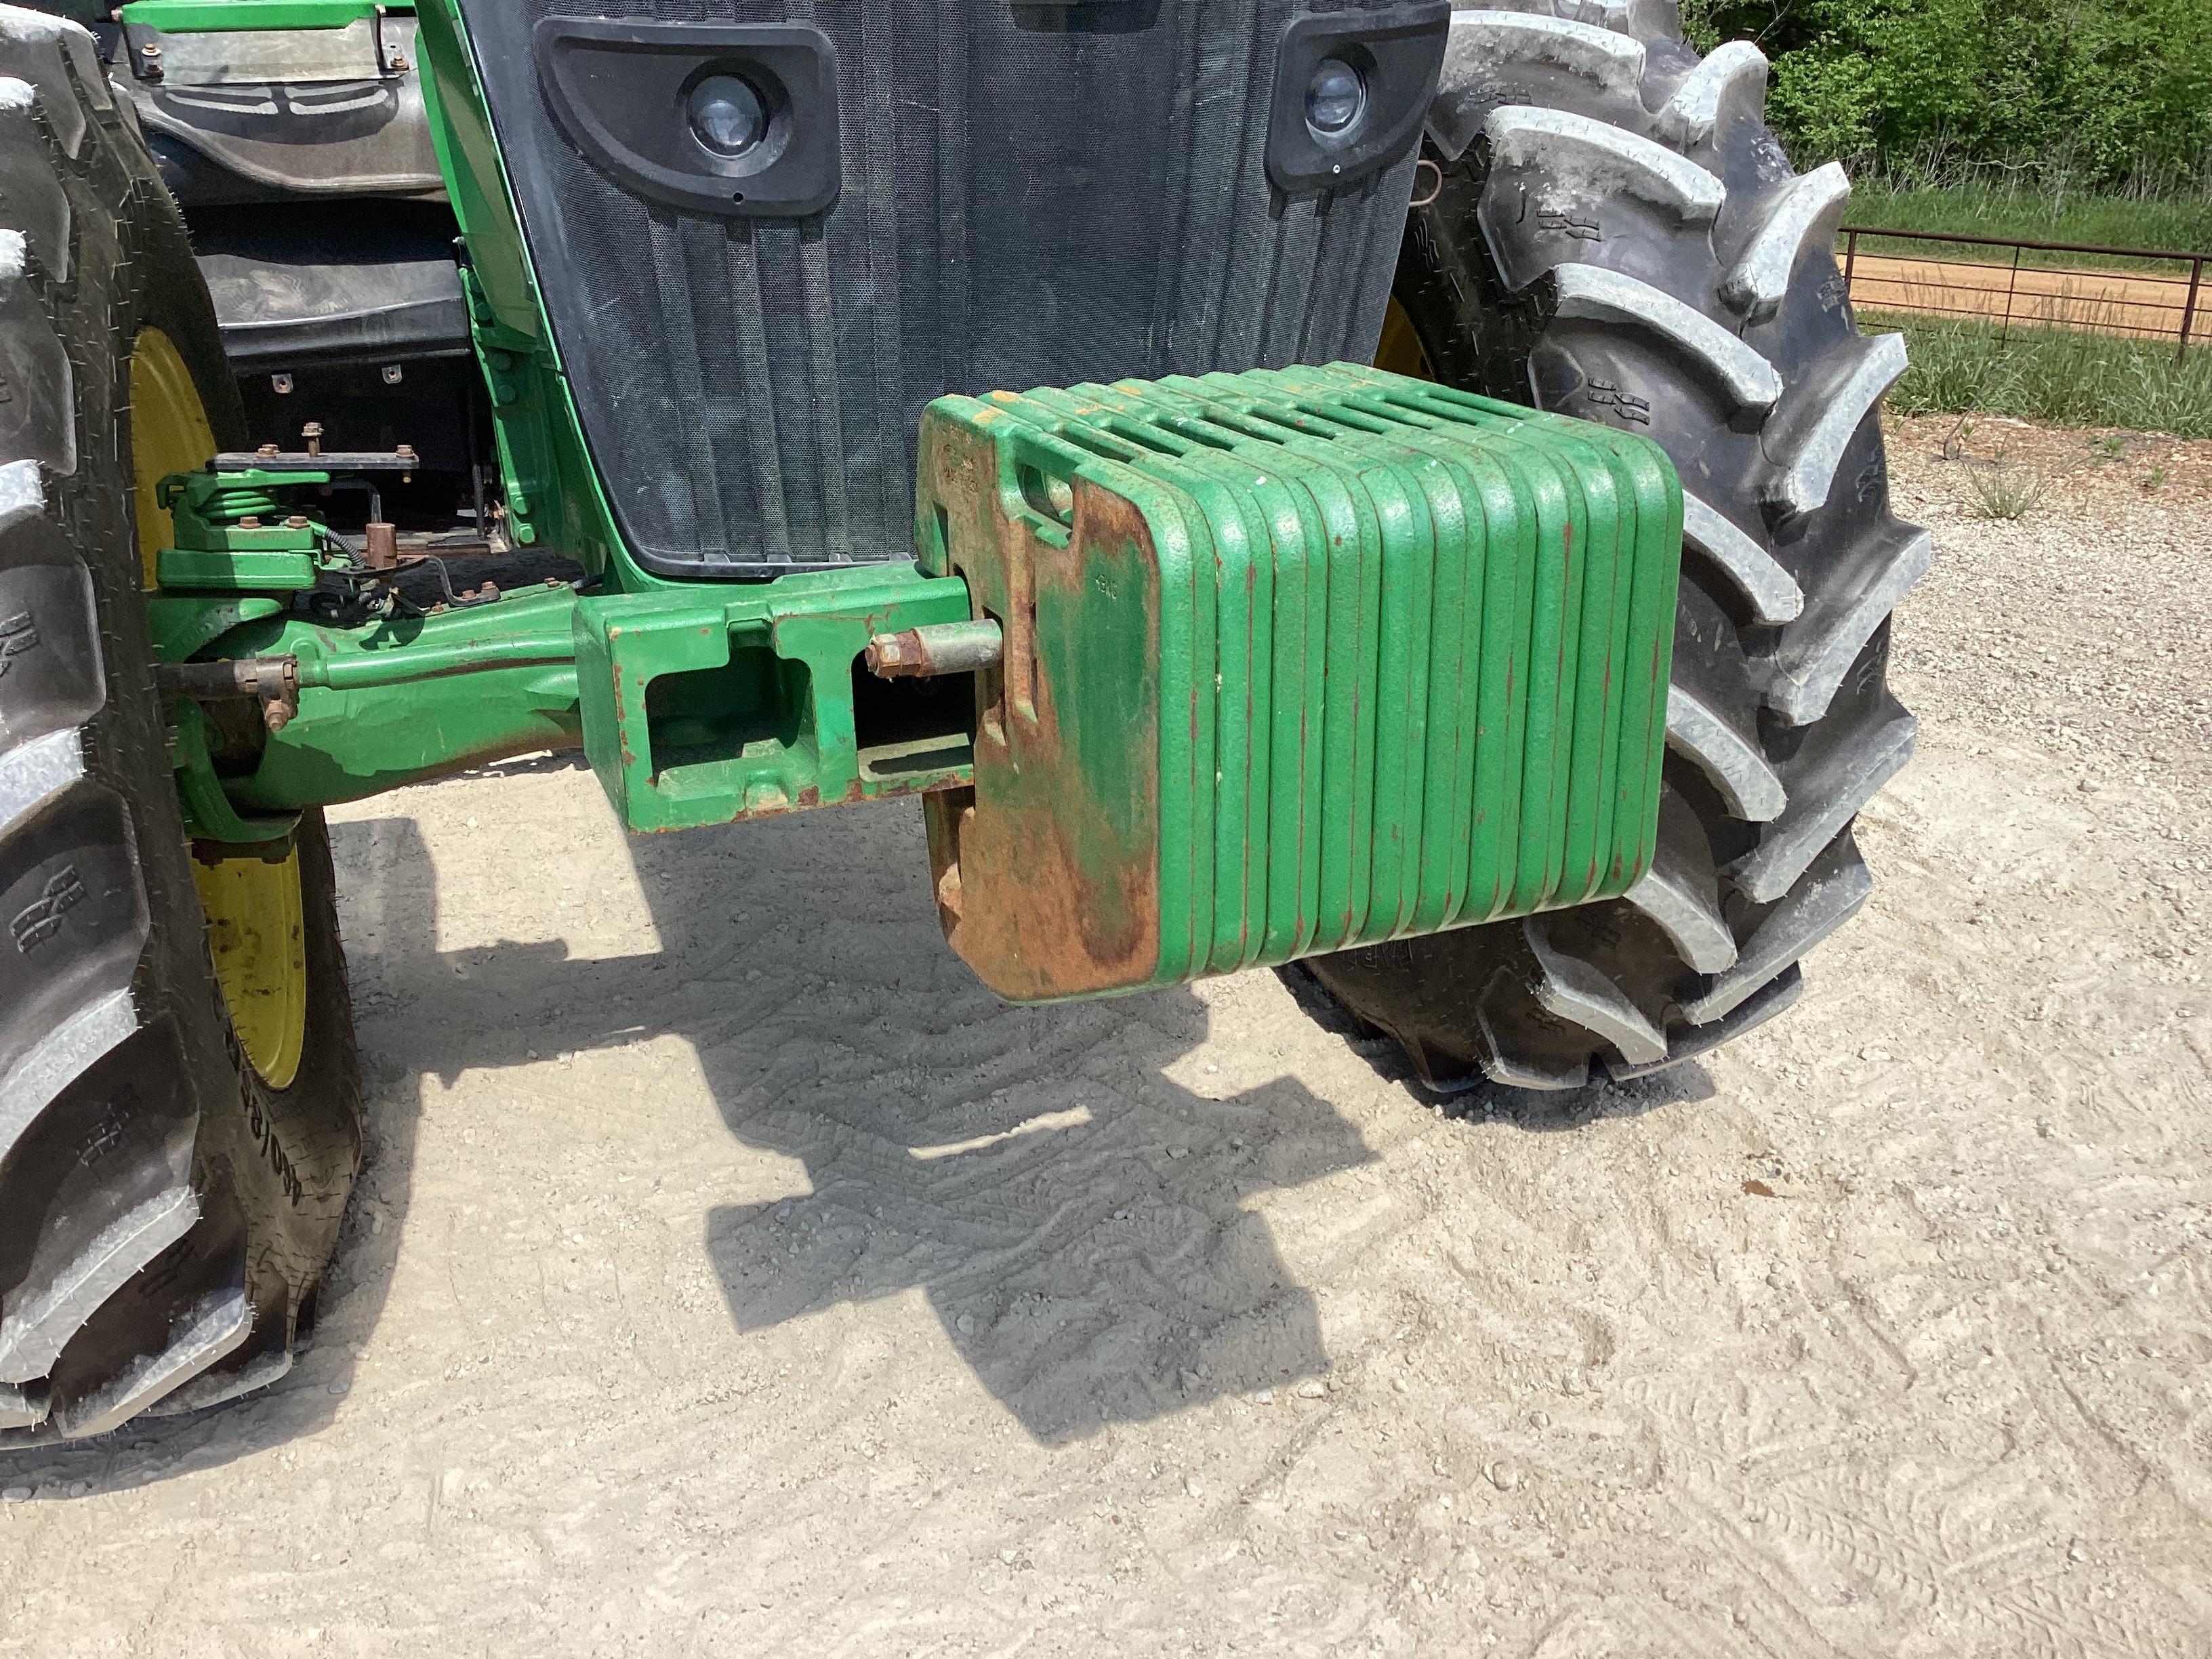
left=914, top=363, right=1682, bottom=1004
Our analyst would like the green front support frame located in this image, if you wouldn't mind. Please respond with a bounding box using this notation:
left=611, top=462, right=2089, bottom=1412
left=165, top=560, right=980, bottom=833
left=576, top=565, right=973, bottom=834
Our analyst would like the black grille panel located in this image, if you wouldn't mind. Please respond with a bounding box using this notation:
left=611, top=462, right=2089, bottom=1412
left=459, top=1, right=1427, bottom=576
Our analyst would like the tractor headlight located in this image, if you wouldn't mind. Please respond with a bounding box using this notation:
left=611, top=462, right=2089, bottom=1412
left=688, top=75, right=768, bottom=157
left=1305, top=58, right=1365, bottom=138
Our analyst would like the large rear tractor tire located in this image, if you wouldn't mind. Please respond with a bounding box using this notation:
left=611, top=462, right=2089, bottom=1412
left=0, top=7, right=361, bottom=1444
left=1308, top=0, right=1928, bottom=1090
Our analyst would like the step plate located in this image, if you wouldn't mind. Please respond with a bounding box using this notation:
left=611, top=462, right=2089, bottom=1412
left=920, top=364, right=1683, bottom=1002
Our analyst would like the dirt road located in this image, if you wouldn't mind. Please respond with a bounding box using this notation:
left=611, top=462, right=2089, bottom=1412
left=1847, top=251, right=2200, bottom=342
left=2, top=421, right=2209, bottom=1657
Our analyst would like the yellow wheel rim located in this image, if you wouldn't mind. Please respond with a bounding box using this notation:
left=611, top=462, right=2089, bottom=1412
left=192, top=850, right=308, bottom=1090
left=1373, top=295, right=1437, bottom=382
left=132, top=329, right=310, bottom=1089
left=130, top=328, right=218, bottom=590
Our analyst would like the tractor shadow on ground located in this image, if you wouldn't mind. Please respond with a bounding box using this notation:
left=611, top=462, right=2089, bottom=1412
left=579, top=784, right=1706, bottom=1437
left=624, top=802, right=1378, bottom=1442
left=336, top=775, right=1374, bottom=1446
left=3, top=773, right=1374, bottom=1484
left=5, top=756, right=1706, bottom=1491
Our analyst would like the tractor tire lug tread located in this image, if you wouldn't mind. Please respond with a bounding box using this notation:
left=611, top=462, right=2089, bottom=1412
left=1623, top=785, right=1736, bottom=974
left=1303, top=0, right=1924, bottom=1091
left=1665, top=684, right=1786, bottom=821
left=1603, top=962, right=1803, bottom=1082
left=1761, top=331, right=1910, bottom=516
left=1723, top=161, right=1852, bottom=322
left=1549, top=263, right=1782, bottom=409
left=1683, top=490, right=1801, bottom=623
left=1761, top=526, right=1933, bottom=724
left=1654, top=39, right=1767, bottom=149
left=0, top=3, right=360, bottom=1452
left=55, top=1287, right=253, bottom=1441
left=1687, top=832, right=1872, bottom=1025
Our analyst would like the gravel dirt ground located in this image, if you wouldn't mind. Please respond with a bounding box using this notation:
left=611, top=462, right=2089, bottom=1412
left=2, top=418, right=2209, bottom=1658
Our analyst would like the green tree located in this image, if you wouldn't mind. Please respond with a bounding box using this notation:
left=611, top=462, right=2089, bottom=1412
left=1681, top=0, right=2212, bottom=189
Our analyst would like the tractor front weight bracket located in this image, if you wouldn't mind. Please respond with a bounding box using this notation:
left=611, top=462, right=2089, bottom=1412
left=154, top=363, right=1682, bottom=1005
left=153, top=464, right=983, bottom=834
left=577, top=563, right=977, bottom=834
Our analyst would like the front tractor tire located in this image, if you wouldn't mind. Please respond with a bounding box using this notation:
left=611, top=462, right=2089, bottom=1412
left=0, top=8, right=360, bottom=1444
left=1311, top=0, right=1928, bottom=1090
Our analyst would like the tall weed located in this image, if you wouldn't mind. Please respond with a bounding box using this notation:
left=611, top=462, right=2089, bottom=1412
left=1875, top=312, right=2212, bottom=438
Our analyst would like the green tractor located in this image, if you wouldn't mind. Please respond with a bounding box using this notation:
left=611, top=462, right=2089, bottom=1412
left=0, top=0, right=1922, bottom=1441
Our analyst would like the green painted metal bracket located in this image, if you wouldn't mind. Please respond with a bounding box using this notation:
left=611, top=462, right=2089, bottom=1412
left=147, top=467, right=332, bottom=664
left=147, top=468, right=344, bottom=659
left=578, top=562, right=975, bottom=833
left=152, top=469, right=335, bottom=593
left=148, top=596, right=289, bottom=663
left=214, top=583, right=586, bottom=811
left=119, top=1, right=404, bottom=32
left=158, top=548, right=319, bottom=591
left=171, top=700, right=298, bottom=846
left=166, top=560, right=984, bottom=833
left=149, top=454, right=586, bottom=815
left=161, top=550, right=987, bottom=833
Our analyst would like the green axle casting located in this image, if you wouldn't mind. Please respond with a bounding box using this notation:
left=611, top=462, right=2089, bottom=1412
left=152, top=477, right=980, bottom=834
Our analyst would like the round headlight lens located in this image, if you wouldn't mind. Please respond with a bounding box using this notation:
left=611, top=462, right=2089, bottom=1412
left=1305, top=58, right=1365, bottom=137
left=689, top=75, right=768, bottom=157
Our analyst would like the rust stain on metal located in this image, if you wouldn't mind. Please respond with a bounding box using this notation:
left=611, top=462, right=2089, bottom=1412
left=863, top=621, right=1002, bottom=678
left=921, top=436, right=1160, bottom=1001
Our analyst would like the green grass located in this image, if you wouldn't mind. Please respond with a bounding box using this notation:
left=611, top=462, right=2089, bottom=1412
left=1845, top=182, right=2212, bottom=268
left=1875, top=312, right=2212, bottom=438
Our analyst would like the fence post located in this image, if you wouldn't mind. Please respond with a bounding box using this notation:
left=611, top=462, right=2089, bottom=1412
left=1844, top=228, right=1859, bottom=296
left=2000, top=243, right=2022, bottom=350
left=2180, top=257, right=2203, bottom=361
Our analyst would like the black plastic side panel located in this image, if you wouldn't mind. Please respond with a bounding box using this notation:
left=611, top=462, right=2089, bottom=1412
left=457, top=0, right=1429, bottom=577
left=191, top=211, right=469, bottom=369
